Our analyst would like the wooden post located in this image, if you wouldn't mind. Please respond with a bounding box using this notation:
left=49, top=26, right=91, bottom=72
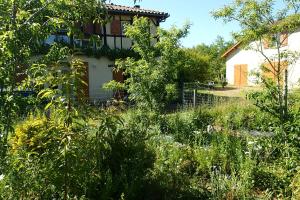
left=193, top=89, right=196, bottom=107
left=284, top=69, right=288, bottom=119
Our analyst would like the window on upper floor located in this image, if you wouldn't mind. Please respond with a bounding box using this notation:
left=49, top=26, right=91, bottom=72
left=262, top=61, right=288, bottom=84
left=80, top=22, right=102, bottom=37
left=55, top=35, right=70, bottom=44
left=111, top=19, right=131, bottom=36
left=121, top=20, right=131, bottom=36
left=263, top=32, right=288, bottom=49
left=280, top=32, right=288, bottom=46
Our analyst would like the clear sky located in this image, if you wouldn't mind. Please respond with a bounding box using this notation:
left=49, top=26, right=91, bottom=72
left=110, top=0, right=241, bottom=47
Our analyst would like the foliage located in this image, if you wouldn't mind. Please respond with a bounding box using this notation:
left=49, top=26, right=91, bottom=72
left=213, top=0, right=300, bottom=123
left=0, top=0, right=105, bottom=172
left=105, top=17, right=190, bottom=111
left=180, top=48, right=210, bottom=82
left=84, top=46, right=140, bottom=60
left=0, top=96, right=300, bottom=199
left=183, top=36, right=233, bottom=83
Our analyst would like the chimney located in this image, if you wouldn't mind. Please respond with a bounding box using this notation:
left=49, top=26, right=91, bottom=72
left=134, top=5, right=140, bottom=8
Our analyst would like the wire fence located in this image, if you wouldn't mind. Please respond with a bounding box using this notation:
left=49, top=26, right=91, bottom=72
left=182, top=82, right=241, bottom=107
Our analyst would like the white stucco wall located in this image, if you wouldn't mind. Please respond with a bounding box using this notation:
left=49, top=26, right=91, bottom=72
left=78, top=56, right=114, bottom=101
left=285, top=29, right=300, bottom=88
left=226, top=46, right=263, bottom=86
left=226, top=32, right=300, bottom=88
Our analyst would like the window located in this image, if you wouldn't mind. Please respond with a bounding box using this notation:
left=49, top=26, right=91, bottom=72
left=121, top=21, right=130, bottom=36
left=263, top=33, right=288, bottom=49
left=55, top=35, right=70, bottom=44
left=262, top=61, right=287, bottom=84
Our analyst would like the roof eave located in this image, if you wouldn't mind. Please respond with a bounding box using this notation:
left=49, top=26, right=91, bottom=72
left=221, top=42, right=242, bottom=58
left=107, top=10, right=169, bottom=21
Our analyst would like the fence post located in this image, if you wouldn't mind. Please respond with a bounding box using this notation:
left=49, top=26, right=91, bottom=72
left=284, top=69, right=288, bottom=119
left=182, top=83, right=185, bottom=105
left=193, top=89, right=196, bottom=107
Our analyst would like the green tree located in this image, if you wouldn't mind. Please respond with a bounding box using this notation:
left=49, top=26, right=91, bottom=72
left=105, top=17, right=190, bottom=111
left=213, top=0, right=300, bottom=122
left=182, top=36, right=233, bottom=83
left=0, top=0, right=106, bottom=173
left=180, top=48, right=210, bottom=82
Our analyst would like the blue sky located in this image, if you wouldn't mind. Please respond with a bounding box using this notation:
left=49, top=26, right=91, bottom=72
left=110, top=0, right=241, bottom=47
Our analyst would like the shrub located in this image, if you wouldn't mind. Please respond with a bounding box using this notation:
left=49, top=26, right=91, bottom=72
left=10, top=115, right=65, bottom=155
left=291, top=168, right=300, bottom=199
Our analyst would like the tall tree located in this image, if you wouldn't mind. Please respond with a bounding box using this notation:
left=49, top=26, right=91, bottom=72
left=105, top=17, right=190, bottom=111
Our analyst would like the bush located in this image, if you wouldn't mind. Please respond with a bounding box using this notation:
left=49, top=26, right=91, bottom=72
left=10, top=115, right=65, bottom=155
left=4, top=114, right=94, bottom=199
left=291, top=168, right=300, bottom=199
left=3, top=109, right=160, bottom=199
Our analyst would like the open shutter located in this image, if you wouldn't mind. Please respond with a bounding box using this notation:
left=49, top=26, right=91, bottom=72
left=263, top=39, right=269, bottom=49
left=113, top=67, right=124, bottom=99
left=262, top=61, right=288, bottom=84
left=16, top=65, right=26, bottom=84
left=77, top=62, right=89, bottom=101
left=111, top=20, right=121, bottom=35
left=94, top=22, right=102, bottom=35
left=280, top=33, right=288, bottom=47
left=74, top=22, right=81, bottom=31
left=83, top=22, right=94, bottom=35
left=113, top=68, right=124, bottom=83
left=263, top=62, right=275, bottom=80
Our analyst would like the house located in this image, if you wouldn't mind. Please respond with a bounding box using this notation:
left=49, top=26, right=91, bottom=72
left=45, top=4, right=169, bottom=101
left=222, top=31, right=300, bottom=88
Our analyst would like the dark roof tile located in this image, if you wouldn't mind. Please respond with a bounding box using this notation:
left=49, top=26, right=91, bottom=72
left=106, top=4, right=169, bottom=20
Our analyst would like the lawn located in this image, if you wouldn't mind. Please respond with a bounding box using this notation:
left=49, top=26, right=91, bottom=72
left=197, top=86, right=262, bottom=98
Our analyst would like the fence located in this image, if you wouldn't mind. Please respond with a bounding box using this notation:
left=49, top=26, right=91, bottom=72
left=182, top=82, right=240, bottom=107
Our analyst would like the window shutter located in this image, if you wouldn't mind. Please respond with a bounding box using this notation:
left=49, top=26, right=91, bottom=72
left=83, top=23, right=94, bottom=35
left=263, top=61, right=288, bottom=84
left=280, top=33, right=288, bottom=46
left=263, top=39, right=269, bottom=49
left=74, top=22, right=81, bottom=30
left=94, top=23, right=102, bottom=35
left=16, top=66, right=26, bottom=84
left=113, top=69, right=124, bottom=83
left=77, top=62, right=89, bottom=101
left=111, top=20, right=121, bottom=35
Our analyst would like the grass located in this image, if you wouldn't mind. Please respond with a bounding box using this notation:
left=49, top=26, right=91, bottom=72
left=197, top=85, right=262, bottom=98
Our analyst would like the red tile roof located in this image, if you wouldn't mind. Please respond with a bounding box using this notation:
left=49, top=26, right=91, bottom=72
left=106, top=4, right=169, bottom=20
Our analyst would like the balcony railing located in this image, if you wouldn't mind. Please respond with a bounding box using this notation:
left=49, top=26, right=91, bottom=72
left=45, top=34, right=132, bottom=50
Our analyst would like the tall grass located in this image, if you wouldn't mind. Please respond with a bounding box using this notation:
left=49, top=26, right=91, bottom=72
left=0, top=101, right=299, bottom=199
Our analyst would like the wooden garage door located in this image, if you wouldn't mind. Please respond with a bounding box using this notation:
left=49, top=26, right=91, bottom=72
left=234, top=64, right=248, bottom=87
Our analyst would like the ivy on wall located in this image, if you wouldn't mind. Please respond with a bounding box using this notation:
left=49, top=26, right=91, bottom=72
left=82, top=46, right=140, bottom=60
left=33, top=43, right=140, bottom=60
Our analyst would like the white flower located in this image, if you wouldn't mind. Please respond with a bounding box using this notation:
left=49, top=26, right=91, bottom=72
left=0, top=174, right=4, bottom=181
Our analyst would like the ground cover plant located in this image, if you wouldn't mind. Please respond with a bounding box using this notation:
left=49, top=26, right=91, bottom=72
left=1, top=97, right=300, bottom=199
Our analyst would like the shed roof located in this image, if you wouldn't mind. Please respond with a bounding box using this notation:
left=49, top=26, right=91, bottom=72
left=221, top=42, right=242, bottom=58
